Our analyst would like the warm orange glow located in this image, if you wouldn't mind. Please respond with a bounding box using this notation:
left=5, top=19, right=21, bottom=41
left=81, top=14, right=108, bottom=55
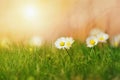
left=0, top=0, right=120, bottom=41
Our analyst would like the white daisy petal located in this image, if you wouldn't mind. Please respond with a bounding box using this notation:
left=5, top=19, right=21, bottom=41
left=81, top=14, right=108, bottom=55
left=65, top=37, right=74, bottom=49
left=96, top=32, right=109, bottom=43
left=86, top=36, right=98, bottom=48
left=55, top=37, right=66, bottom=49
left=55, top=37, right=74, bottom=49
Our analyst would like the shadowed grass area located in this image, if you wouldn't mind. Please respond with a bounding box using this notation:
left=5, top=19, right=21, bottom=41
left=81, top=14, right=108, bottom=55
left=0, top=41, right=120, bottom=80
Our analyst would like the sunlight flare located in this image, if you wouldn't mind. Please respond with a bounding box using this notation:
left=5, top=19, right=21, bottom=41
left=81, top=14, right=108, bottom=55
left=23, top=5, right=38, bottom=20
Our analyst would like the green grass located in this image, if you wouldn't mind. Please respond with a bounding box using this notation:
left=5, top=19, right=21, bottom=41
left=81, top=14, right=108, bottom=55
left=0, top=41, right=120, bottom=80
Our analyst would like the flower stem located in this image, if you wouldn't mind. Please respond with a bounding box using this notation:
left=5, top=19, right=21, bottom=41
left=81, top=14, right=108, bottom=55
left=89, top=47, right=96, bottom=63
left=65, top=48, right=72, bottom=62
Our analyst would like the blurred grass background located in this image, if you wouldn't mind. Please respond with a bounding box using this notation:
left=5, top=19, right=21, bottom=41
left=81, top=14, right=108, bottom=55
left=0, top=42, right=120, bottom=80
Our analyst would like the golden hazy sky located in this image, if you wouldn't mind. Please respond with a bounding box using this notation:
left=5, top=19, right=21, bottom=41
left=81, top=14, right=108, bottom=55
left=0, top=0, right=120, bottom=41
left=0, top=0, right=74, bottom=39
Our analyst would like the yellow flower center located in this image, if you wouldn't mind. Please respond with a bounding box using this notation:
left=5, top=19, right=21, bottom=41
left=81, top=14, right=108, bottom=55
left=66, top=41, right=71, bottom=47
left=99, top=37, right=104, bottom=41
left=90, top=39, right=95, bottom=45
left=29, top=48, right=33, bottom=52
left=60, top=41, right=65, bottom=46
left=114, top=42, right=118, bottom=47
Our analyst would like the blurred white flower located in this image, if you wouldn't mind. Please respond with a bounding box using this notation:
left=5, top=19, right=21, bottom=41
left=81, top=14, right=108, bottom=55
left=86, top=36, right=98, bottom=47
left=55, top=37, right=66, bottom=49
left=90, top=28, right=103, bottom=36
left=96, top=33, right=109, bottom=43
left=55, top=37, right=74, bottom=49
left=65, top=37, right=74, bottom=49
left=0, top=38, right=11, bottom=48
left=111, top=34, right=120, bottom=47
left=29, top=36, right=43, bottom=47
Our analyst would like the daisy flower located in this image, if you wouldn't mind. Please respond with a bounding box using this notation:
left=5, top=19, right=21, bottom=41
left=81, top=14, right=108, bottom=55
left=111, top=35, right=120, bottom=47
left=90, top=28, right=103, bottom=36
left=55, top=37, right=66, bottom=49
left=65, top=37, right=74, bottom=49
left=55, top=37, right=74, bottom=49
left=96, top=32, right=109, bottom=43
left=86, top=36, right=98, bottom=48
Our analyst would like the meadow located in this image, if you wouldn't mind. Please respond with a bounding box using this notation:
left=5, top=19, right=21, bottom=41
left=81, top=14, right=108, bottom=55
left=0, top=41, right=120, bottom=80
